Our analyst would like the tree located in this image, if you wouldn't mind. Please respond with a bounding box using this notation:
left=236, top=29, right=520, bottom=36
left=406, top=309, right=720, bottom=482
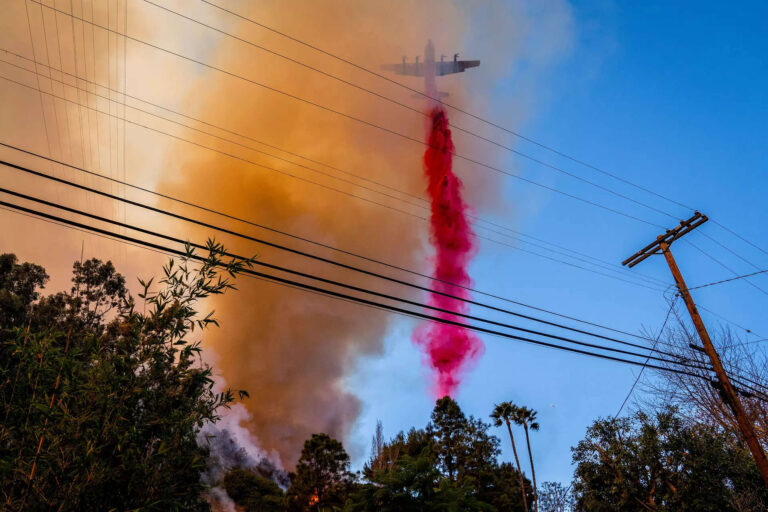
left=223, top=468, right=286, bottom=511
left=0, top=241, right=253, bottom=510
left=538, top=482, right=574, bottom=512
left=515, top=406, right=540, bottom=512
left=355, top=397, right=530, bottom=511
left=347, top=450, right=490, bottom=511
left=491, top=401, right=529, bottom=511
left=287, top=433, right=353, bottom=511
left=640, top=318, right=768, bottom=449
left=571, top=407, right=767, bottom=511
left=0, top=253, right=48, bottom=326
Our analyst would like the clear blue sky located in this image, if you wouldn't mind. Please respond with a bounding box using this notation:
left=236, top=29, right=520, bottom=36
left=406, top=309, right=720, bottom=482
left=347, top=0, right=768, bottom=485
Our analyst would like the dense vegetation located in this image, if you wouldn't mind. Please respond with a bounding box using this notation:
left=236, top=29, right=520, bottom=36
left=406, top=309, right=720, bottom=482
left=1, top=249, right=766, bottom=511
left=0, top=244, right=252, bottom=510
left=572, top=408, right=767, bottom=511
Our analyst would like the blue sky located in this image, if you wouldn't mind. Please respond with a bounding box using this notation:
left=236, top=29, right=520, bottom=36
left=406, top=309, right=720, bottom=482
left=347, top=0, right=768, bottom=484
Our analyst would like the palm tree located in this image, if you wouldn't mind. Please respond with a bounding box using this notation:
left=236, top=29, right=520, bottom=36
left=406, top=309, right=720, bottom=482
left=515, top=406, right=540, bottom=512
left=491, top=402, right=528, bottom=511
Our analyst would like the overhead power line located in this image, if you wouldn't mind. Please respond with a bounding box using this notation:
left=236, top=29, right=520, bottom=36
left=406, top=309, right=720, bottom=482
left=7, top=192, right=768, bottom=401
left=614, top=299, right=677, bottom=418
left=0, top=190, right=715, bottom=378
left=0, top=157, right=690, bottom=364
left=197, top=0, right=690, bottom=213
left=5, top=169, right=768, bottom=398
left=24, top=3, right=765, bottom=291
left=195, top=0, right=768, bottom=266
left=39, top=1, right=767, bottom=286
left=711, top=219, right=768, bottom=258
left=683, top=238, right=768, bottom=297
left=0, top=51, right=667, bottom=289
left=27, top=0, right=767, bottom=276
left=689, top=269, right=768, bottom=291
left=0, top=70, right=668, bottom=293
left=0, top=140, right=665, bottom=342
left=29, top=0, right=674, bottom=229
left=144, top=0, right=682, bottom=223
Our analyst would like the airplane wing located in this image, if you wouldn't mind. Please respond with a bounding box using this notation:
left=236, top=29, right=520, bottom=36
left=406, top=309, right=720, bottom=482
left=437, top=60, right=480, bottom=75
left=381, top=62, right=427, bottom=76
left=382, top=60, right=481, bottom=77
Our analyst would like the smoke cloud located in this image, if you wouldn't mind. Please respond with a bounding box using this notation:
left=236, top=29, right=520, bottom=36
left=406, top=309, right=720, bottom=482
left=151, top=0, right=573, bottom=467
left=0, top=0, right=574, bottom=469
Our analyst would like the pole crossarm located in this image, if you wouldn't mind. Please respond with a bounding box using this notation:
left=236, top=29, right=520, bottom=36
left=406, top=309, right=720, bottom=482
left=622, top=211, right=708, bottom=268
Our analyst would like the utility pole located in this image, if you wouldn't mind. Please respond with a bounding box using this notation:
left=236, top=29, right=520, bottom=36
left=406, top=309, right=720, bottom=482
left=623, top=212, right=768, bottom=486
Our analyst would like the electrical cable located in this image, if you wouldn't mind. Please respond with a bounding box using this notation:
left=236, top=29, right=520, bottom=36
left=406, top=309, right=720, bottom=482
left=28, top=0, right=673, bottom=229
left=0, top=193, right=718, bottom=378
left=683, top=239, right=768, bottom=297
left=0, top=138, right=666, bottom=342
left=0, top=71, right=667, bottom=293
left=197, top=0, right=768, bottom=270
left=143, top=0, right=684, bottom=223
left=0, top=49, right=670, bottom=289
left=0, top=164, right=692, bottom=364
left=614, top=298, right=677, bottom=417
left=689, top=269, right=768, bottom=291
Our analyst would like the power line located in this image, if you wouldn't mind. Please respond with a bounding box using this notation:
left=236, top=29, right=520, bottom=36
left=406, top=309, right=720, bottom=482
left=196, top=0, right=768, bottom=269
left=0, top=139, right=665, bottom=342
left=614, top=299, right=677, bottom=418
left=6, top=168, right=768, bottom=398
left=0, top=49, right=670, bottom=289
left=9, top=177, right=757, bottom=401
left=0, top=71, right=667, bottom=293
left=0, top=158, right=690, bottom=363
left=0, top=192, right=715, bottom=378
left=683, top=238, right=768, bottom=297
left=144, top=0, right=683, bottom=223
left=30, top=0, right=673, bottom=229
left=696, top=303, right=765, bottom=342
left=689, top=269, right=768, bottom=291
left=711, top=219, right=768, bottom=258
left=197, top=0, right=693, bottom=214
left=3, top=193, right=759, bottom=402
left=698, top=231, right=766, bottom=273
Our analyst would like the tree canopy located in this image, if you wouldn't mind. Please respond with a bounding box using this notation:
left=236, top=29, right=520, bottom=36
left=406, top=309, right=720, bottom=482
left=348, top=396, right=531, bottom=511
left=0, top=243, right=252, bottom=510
left=571, top=407, right=766, bottom=511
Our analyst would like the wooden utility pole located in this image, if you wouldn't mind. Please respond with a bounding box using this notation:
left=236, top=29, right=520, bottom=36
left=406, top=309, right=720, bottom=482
left=623, top=212, right=768, bottom=486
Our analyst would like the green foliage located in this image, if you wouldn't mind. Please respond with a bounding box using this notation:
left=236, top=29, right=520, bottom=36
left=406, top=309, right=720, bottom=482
left=349, top=397, right=530, bottom=511
left=0, top=241, right=253, bottom=511
left=571, top=407, right=767, bottom=511
left=224, top=468, right=286, bottom=511
left=0, top=253, right=48, bottom=326
left=286, top=433, right=353, bottom=511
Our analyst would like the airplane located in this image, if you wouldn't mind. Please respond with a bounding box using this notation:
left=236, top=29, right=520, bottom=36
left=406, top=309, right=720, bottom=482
left=382, top=41, right=480, bottom=77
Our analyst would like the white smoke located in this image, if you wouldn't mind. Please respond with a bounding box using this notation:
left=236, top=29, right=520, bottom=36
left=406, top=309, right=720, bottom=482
left=197, top=348, right=289, bottom=510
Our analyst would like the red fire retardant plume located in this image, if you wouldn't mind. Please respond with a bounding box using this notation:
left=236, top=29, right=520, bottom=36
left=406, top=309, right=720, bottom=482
left=415, top=107, right=483, bottom=397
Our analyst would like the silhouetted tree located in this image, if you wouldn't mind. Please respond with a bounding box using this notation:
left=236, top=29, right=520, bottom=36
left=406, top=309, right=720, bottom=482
left=515, top=406, right=540, bottom=511
left=223, top=468, right=286, bottom=511
left=0, top=241, right=253, bottom=510
left=353, top=397, right=530, bottom=511
left=571, top=407, right=767, bottom=511
left=491, top=401, right=528, bottom=511
left=287, top=433, right=353, bottom=511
